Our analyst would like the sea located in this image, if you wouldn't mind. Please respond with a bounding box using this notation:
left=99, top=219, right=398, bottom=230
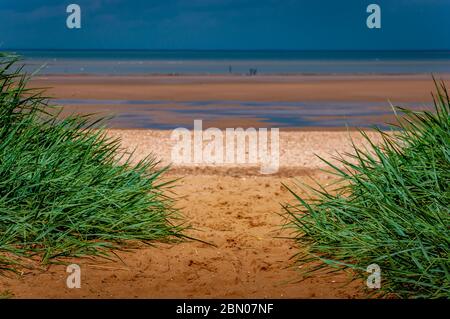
left=8, top=50, right=450, bottom=75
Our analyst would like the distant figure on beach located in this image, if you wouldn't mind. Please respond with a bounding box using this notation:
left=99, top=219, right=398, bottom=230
left=228, top=65, right=232, bottom=74
left=249, top=68, right=258, bottom=76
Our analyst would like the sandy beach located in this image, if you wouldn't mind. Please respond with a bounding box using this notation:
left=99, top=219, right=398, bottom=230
left=1, top=73, right=447, bottom=298
left=3, top=0, right=450, bottom=304
left=0, top=129, right=384, bottom=298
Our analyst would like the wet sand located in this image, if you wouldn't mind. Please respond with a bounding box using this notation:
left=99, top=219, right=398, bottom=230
left=31, top=74, right=445, bottom=103
left=30, top=74, right=447, bottom=129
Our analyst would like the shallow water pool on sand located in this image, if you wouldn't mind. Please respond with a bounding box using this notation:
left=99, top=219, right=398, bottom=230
left=53, top=99, right=432, bottom=129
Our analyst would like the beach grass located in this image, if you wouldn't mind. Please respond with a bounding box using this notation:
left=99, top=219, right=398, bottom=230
left=0, top=54, right=184, bottom=272
left=284, top=80, right=450, bottom=298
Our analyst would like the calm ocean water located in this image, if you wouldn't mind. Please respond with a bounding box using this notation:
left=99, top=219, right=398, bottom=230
left=10, top=50, right=450, bottom=75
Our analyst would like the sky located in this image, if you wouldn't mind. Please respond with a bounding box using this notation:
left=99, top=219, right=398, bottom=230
left=1, top=0, right=449, bottom=50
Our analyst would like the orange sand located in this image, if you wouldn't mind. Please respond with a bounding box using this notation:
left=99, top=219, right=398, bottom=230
left=0, top=130, right=382, bottom=298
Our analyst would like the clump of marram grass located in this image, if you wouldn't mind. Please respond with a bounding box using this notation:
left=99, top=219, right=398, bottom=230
left=283, top=81, right=449, bottom=299
left=0, top=54, right=184, bottom=272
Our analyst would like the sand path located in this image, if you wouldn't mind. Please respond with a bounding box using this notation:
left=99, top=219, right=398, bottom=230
left=0, top=130, right=374, bottom=298
left=0, top=171, right=362, bottom=298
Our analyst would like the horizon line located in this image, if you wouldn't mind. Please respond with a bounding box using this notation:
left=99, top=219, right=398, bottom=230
left=3, top=48, right=450, bottom=52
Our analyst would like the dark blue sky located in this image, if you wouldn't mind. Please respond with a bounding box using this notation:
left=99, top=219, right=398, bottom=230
left=1, top=0, right=449, bottom=50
